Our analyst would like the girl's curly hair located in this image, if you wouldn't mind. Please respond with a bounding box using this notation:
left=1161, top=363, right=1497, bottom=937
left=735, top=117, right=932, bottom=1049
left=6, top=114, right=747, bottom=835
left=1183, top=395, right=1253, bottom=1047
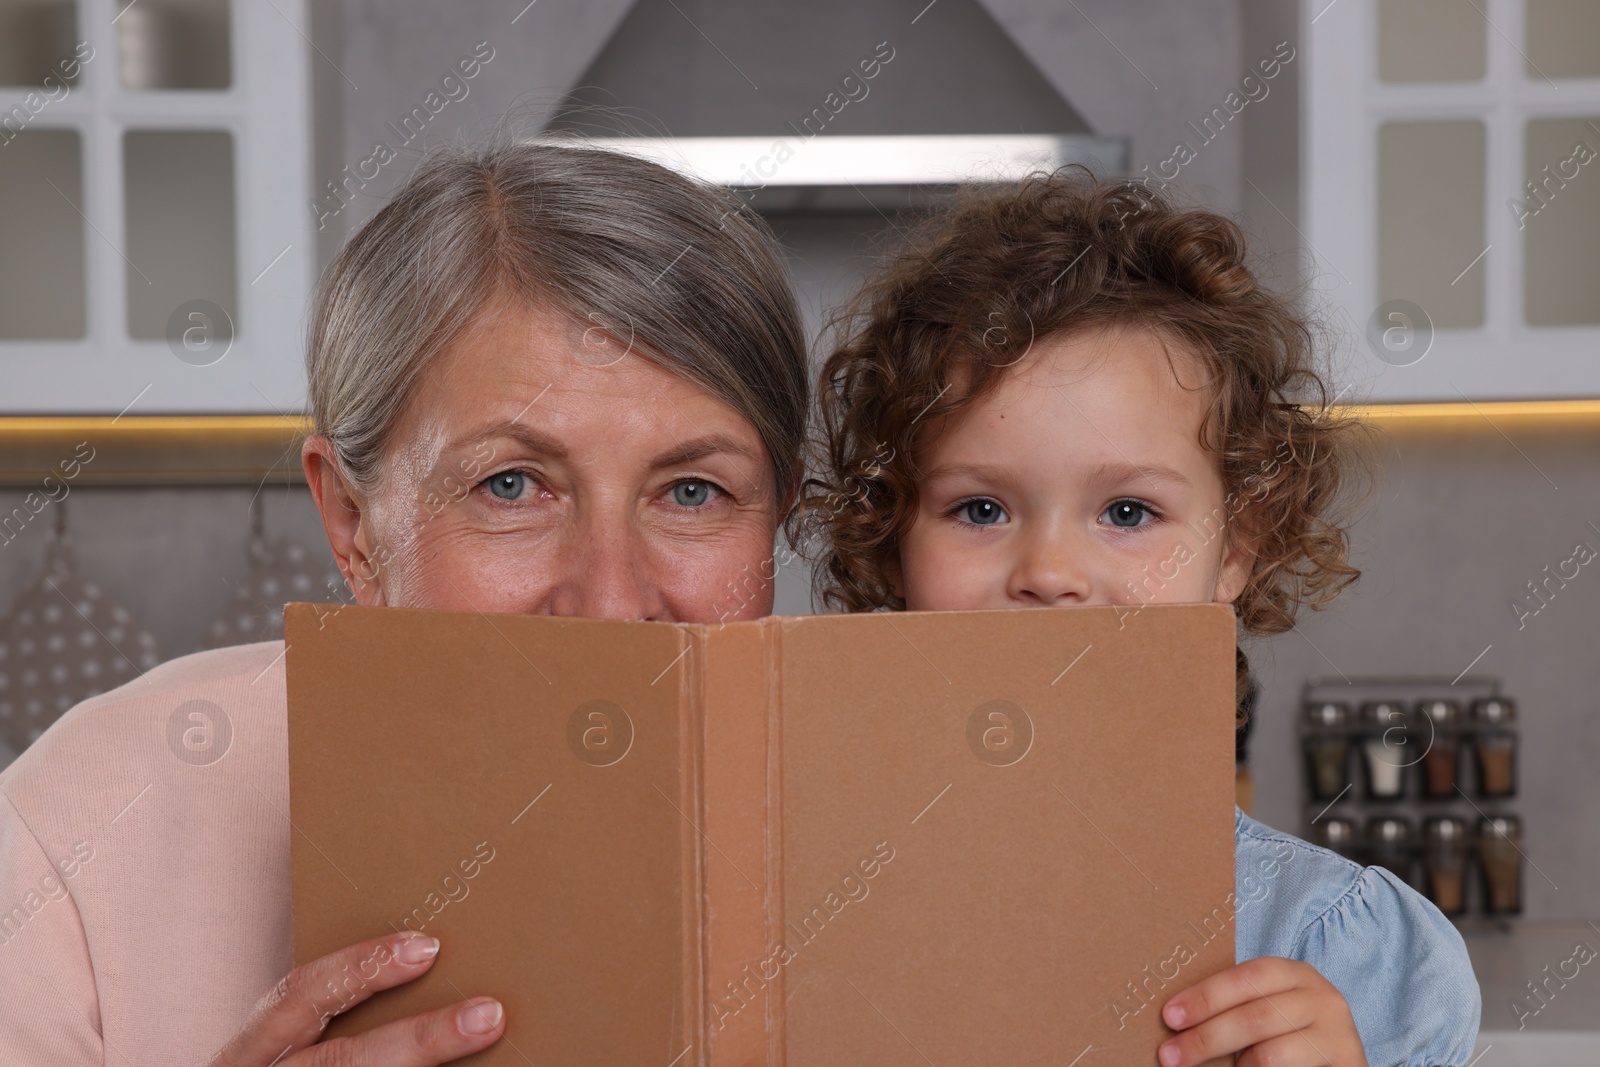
left=798, top=168, right=1371, bottom=711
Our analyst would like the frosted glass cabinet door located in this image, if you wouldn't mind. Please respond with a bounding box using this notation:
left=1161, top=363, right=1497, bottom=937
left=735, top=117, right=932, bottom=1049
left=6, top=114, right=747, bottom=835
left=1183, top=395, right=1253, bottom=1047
left=0, top=130, right=86, bottom=340
left=1377, top=121, right=1487, bottom=329
left=1525, top=0, right=1600, bottom=79
left=1377, top=0, right=1486, bottom=84
left=1306, top=0, right=1600, bottom=401
left=115, top=0, right=231, bottom=90
left=1521, top=117, right=1600, bottom=327
left=0, top=0, right=313, bottom=414
left=123, top=130, right=238, bottom=344
left=0, top=0, right=78, bottom=87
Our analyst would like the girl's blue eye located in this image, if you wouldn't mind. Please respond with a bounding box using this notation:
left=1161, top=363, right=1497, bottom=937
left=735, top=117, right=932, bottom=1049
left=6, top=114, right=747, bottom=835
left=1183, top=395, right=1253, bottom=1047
left=961, top=498, right=1006, bottom=525
left=672, top=479, right=715, bottom=507
left=1104, top=499, right=1154, bottom=528
left=486, top=471, right=526, bottom=500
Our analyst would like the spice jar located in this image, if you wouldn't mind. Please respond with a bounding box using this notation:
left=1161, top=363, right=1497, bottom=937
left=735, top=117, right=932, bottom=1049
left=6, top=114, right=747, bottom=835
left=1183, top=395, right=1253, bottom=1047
left=1365, top=816, right=1415, bottom=886
left=1471, top=698, right=1517, bottom=799
left=1303, top=702, right=1354, bottom=802
left=1360, top=701, right=1411, bottom=800
left=1477, top=815, right=1523, bottom=915
left=1421, top=817, right=1468, bottom=916
left=1310, top=817, right=1361, bottom=863
left=1417, top=699, right=1462, bottom=799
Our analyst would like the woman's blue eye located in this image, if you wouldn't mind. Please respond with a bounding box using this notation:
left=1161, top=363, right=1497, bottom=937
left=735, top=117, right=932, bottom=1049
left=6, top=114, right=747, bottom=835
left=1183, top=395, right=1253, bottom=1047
left=1105, top=499, right=1153, bottom=528
left=486, top=471, right=526, bottom=500
left=672, top=479, right=715, bottom=507
left=961, top=499, right=1006, bottom=525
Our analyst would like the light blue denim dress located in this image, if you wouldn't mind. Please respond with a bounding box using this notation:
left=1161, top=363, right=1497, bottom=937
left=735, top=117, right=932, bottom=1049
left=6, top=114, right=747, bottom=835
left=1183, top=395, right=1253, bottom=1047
left=1235, top=809, right=1482, bottom=1067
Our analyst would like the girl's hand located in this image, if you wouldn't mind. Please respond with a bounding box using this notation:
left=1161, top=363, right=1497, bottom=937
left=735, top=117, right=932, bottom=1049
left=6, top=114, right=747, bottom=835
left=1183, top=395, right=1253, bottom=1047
left=1158, top=957, right=1368, bottom=1067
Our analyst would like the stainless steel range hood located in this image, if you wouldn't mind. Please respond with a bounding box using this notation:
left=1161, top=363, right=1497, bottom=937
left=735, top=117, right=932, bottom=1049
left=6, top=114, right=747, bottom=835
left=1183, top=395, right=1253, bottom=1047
left=541, top=0, right=1127, bottom=212
left=577, top=134, right=1127, bottom=212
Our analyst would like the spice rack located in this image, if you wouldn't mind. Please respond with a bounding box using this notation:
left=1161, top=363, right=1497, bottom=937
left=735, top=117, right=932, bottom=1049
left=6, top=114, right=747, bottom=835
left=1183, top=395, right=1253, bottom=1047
left=1297, top=676, right=1522, bottom=928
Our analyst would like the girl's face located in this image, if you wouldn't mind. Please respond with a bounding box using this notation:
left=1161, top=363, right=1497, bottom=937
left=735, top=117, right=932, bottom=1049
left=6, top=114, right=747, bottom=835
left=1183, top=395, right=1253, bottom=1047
left=897, top=326, right=1252, bottom=614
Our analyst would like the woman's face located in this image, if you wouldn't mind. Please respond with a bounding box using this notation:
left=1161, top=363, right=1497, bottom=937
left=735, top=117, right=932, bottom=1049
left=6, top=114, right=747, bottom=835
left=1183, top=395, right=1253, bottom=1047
left=305, top=297, right=783, bottom=622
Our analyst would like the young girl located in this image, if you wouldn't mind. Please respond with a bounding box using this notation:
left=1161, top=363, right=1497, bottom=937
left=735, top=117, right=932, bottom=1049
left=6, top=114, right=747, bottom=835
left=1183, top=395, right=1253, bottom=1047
left=806, top=171, right=1481, bottom=1067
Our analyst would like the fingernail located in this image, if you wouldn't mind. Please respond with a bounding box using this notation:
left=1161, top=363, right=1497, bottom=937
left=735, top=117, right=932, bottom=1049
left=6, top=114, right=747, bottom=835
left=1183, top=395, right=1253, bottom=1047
left=458, top=998, right=504, bottom=1035
left=1158, top=1042, right=1182, bottom=1067
left=1164, top=1002, right=1185, bottom=1027
left=396, top=935, right=439, bottom=965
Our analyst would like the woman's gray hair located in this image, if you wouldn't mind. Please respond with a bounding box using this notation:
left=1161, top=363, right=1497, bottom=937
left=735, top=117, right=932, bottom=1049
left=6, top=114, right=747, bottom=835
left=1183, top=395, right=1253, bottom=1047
left=307, top=139, right=809, bottom=508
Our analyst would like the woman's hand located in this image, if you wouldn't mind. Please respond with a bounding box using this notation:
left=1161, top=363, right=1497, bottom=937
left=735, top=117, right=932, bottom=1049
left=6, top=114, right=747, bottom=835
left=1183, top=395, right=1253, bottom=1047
left=207, top=932, right=504, bottom=1067
left=1158, top=957, right=1367, bottom=1067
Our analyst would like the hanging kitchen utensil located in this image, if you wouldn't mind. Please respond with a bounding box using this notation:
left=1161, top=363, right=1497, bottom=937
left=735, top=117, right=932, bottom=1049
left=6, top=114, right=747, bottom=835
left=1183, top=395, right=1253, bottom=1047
left=0, top=504, right=162, bottom=751
left=204, top=498, right=342, bottom=649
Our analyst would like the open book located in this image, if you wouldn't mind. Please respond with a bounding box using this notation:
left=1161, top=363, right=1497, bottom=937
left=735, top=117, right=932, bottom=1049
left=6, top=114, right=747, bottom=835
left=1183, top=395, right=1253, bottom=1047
left=286, top=601, right=1237, bottom=1067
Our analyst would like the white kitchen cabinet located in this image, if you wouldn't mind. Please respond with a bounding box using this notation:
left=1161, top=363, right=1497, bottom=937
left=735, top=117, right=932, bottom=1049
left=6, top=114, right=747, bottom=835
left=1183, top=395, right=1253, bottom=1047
left=0, top=0, right=313, bottom=414
left=1466, top=920, right=1600, bottom=1066
left=1305, top=0, right=1600, bottom=401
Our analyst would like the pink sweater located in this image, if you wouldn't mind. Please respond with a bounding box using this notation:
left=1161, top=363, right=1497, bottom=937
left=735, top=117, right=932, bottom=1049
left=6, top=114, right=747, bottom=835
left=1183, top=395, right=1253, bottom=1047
left=0, top=641, right=291, bottom=1064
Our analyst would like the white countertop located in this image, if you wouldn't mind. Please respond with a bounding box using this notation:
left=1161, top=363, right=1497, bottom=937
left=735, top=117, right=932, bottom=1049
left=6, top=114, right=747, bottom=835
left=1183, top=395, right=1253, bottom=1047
left=1463, top=920, right=1600, bottom=1066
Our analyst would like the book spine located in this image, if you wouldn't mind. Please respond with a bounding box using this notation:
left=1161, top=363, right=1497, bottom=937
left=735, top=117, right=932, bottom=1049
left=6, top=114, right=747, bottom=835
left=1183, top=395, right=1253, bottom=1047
left=696, top=619, right=780, bottom=1067
left=762, top=617, right=786, bottom=1067
left=681, top=624, right=710, bottom=1067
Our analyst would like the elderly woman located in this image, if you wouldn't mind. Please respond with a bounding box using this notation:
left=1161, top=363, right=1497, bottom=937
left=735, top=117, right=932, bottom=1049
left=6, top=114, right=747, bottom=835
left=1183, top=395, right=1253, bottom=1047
left=0, top=142, right=808, bottom=1066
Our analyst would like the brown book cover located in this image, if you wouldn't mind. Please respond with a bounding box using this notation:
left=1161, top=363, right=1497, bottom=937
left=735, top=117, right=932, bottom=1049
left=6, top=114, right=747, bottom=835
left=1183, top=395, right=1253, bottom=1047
left=286, top=602, right=1238, bottom=1067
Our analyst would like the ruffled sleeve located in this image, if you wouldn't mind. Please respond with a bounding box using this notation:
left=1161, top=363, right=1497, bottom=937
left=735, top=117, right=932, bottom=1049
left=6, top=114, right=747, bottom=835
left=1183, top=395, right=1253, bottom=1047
left=1292, top=862, right=1481, bottom=1067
